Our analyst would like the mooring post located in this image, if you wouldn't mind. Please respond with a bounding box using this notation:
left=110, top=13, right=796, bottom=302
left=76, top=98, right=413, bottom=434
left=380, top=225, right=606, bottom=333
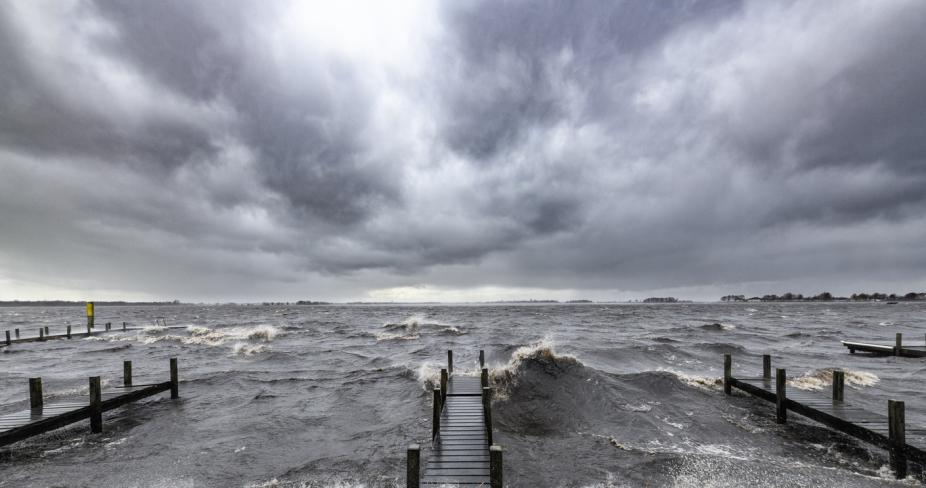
left=895, top=333, right=903, bottom=356
left=39, top=328, right=44, bottom=342
left=105, top=322, right=111, bottom=331
left=122, top=321, right=127, bottom=332
left=763, top=355, right=771, bottom=380
left=490, top=444, right=503, bottom=488
left=776, top=368, right=787, bottom=424
left=86, top=301, right=94, bottom=331
left=440, top=368, right=448, bottom=404
left=89, top=376, right=102, bottom=433
left=481, top=367, right=489, bottom=389
left=407, top=444, right=420, bottom=488
left=432, top=388, right=441, bottom=440
left=29, top=378, right=43, bottom=408
left=889, top=399, right=907, bottom=479
left=170, top=357, right=179, bottom=399
left=832, top=370, right=845, bottom=402
left=14, top=328, right=20, bottom=339
left=447, top=350, right=453, bottom=376
left=44, top=326, right=49, bottom=336
left=482, top=386, right=493, bottom=445
left=66, top=325, right=72, bottom=339
left=480, top=349, right=485, bottom=368
left=5, top=330, right=10, bottom=346
left=123, top=360, right=133, bottom=387
left=723, top=354, right=732, bottom=395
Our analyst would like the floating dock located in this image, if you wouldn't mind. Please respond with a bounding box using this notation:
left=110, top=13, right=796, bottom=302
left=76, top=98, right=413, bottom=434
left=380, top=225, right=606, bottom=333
left=0, top=359, right=179, bottom=447
left=408, top=350, right=503, bottom=487
left=843, top=333, right=926, bottom=358
left=724, top=354, right=925, bottom=479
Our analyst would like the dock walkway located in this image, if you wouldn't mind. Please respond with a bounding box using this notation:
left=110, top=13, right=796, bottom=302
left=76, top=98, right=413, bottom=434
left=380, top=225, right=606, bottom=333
left=3, top=324, right=188, bottom=348
left=725, top=354, right=925, bottom=479
left=843, top=333, right=926, bottom=358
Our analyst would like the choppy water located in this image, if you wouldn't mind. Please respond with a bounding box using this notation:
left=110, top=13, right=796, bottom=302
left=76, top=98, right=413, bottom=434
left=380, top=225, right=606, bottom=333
left=1, top=302, right=925, bottom=487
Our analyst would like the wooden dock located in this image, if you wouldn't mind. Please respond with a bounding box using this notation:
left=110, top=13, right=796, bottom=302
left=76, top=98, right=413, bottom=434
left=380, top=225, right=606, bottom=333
left=0, top=358, right=179, bottom=447
left=408, top=350, right=503, bottom=488
left=843, top=333, right=926, bottom=358
left=724, top=354, right=925, bottom=479
left=2, top=323, right=188, bottom=348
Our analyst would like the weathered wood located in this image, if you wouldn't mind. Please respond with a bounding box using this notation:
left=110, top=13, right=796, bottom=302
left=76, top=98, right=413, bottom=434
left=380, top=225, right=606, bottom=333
left=89, top=376, right=102, bottom=433
left=170, top=357, right=179, bottom=399
left=481, top=368, right=489, bottom=389
left=490, top=444, right=503, bottom=488
left=14, top=328, right=19, bottom=339
left=763, top=354, right=771, bottom=379
left=123, top=321, right=127, bottom=332
left=408, top=444, right=421, bottom=488
left=105, top=322, right=111, bottom=331
left=440, top=369, right=448, bottom=404
left=4, top=330, right=9, bottom=346
left=29, top=378, right=43, bottom=408
left=44, top=326, right=49, bottom=336
left=896, top=333, right=903, bottom=356
left=39, top=328, right=44, bottom=341
left=833, top=370, right=844, bottom=402
left=479, top=350, right=485, bottom=368
left=448, top=350, right=453, bottom=375
left=723, top=354, right=732, bottom=395
left=889, top=400, right=906, bottom=478
left=776, top=368, right=787, bottom=424
left=124, top=360, right=133, bottom=387
left=482, top=386, right=493, bottom=445
left=66, top=325, right=71, bottom=339
left=432, top=388, right=441, bottom=440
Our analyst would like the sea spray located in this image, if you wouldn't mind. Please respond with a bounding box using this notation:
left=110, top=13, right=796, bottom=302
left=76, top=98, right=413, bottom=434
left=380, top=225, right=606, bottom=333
left=788, top=368, right=879, bottom=391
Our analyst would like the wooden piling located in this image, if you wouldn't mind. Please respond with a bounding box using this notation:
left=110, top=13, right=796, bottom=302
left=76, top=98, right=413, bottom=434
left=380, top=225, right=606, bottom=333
left=895, top=333, right=902, bottom=356
left=14, top=328, right=19, bottom=339
left=4, top=330, right=9, bottom=346
left=448, top=350, right=453, bottom=375
left=39, top=328, right=44, bottom=341
left=29, top=378, right=43, bottom=408
left=89, top=376, right=102, bottom=433
left=170, top=357, right=179, bottom=399
left=407, top=444, right=421, bottom=488
left=723, top=354, right=732, bottom=395
left=832, top=370, right=844, bottom=402
left=440, top=369, right=448, bottom=404
left=490, top=444, right=503, bottom=488
left=66, top=325, right=71, bottom=339
left=481, top=368, right=489, bottom=389
left=483, top=386, right=493, bottom=445
left=124, top=360, right=133, bottom=387
left=889, top=400, right=906, bottom=478
left=44, top=326, right=49, bottom=336
left=122, top=321, right=127, bottom=332
left=105, top=322, right=111, bottom=331
left=776, top=368, right=787, bottom=424
left=432, top=388, right=441, bottom=440
left=763, top=354, right=771, bottom=380
left=480, top=349, right=485, bottom=368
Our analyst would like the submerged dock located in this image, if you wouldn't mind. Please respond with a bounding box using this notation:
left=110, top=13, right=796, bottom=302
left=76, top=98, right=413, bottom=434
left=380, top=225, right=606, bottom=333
left=0, top=359, right=179, bottom=447
left=408, top=350, right=503, bottom=487
left=843, top=333, right=926, bottom=358
left=724, top=354, right=925, bottom=478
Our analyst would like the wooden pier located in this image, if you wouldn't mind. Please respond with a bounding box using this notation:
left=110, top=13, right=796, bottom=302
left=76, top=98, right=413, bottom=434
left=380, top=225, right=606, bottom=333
left=0, top=358, right=179, bottom=447
left=724, top=354, right=925, bottom=478
left=843, top=333, right=926, bottom=358
left=408, top=350, right=503, bottom=487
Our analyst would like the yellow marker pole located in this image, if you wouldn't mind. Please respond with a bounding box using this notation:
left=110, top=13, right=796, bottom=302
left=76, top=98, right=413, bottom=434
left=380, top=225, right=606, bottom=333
left=86, top=302, right=94, bottom=333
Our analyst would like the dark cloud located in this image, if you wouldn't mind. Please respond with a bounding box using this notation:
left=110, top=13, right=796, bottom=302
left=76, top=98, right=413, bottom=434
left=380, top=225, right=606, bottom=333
left=0, top=0, right=925, bottom=301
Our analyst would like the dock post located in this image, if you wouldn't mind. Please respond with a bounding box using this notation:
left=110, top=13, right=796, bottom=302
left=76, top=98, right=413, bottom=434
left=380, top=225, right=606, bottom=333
left=29, top=378, right=43, bottom=408
left=432, top=388, right=441, bottom=440
left=447, top=350, right=453, bottom=375
left=490, top=444, right=503, bottom=488
left=776, top=368, right=787, bottom=424
left=66, top=325, right=71, bottom=339
left=124, top=360, right=133, bottom=387
left=832, top=370, right=844, bottom=402
left=87, top=301, right=94, bottom=331
left=39, top=328, right=44, bottom=341
left=895, top=333, right=902, bottom=356
left=170, top=357, right=179, bottom=399
left=5, top=330, right=10, bottom=346
left=44, top=326, right=49, bottom=336
left=89, top=376, right=102, bottom=433
left=440, top=369, right=448, bottom=404
left=105, top=322, right=111, bottom=331
left=480, top=349, right=485, bottom=368
left=122, top=321, right=126, bottom=332
left=407, top=444, right=420, bottom=488
left=763, top=355, right=771, bottom=380
left=889, top=400, right=907, bottom=479
left=481, top=368, right=489, bottom=389
left=15, top=328, right=19, bottom=339
left=483, top=386, right=493, bottom=445
left=723, top=354, right=732, bottom=395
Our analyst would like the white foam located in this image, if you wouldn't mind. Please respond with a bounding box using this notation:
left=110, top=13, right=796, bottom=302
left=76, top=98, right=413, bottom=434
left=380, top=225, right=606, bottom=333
left=789, top=368, right=879, bottom=391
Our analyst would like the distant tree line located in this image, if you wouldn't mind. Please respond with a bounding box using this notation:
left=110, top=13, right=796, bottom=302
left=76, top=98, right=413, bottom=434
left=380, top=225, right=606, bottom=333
left=721, top=292, right=926, bottom=302
left=0, top=300, right=181, bottom=307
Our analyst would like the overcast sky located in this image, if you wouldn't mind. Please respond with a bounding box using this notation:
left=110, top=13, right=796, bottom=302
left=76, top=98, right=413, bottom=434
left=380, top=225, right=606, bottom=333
left=1, top=0, right=925, bottom=302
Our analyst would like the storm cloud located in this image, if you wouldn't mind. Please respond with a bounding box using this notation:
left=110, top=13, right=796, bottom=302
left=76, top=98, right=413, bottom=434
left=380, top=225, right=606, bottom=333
left=1, top=0, right=925, bottom=301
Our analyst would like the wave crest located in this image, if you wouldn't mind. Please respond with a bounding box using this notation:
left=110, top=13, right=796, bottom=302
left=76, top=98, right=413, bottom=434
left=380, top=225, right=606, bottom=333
left=789, top=368, right=879, bottom=390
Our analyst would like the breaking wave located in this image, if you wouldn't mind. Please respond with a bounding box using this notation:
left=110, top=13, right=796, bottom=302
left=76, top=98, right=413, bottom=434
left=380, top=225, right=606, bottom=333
left=788, top=368, right=880, bottom=390
left=376, top=315, right=463, bottom=341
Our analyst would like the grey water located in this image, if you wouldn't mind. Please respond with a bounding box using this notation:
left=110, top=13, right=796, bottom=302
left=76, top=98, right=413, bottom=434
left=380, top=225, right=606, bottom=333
left=0, top=302, right=924, bottom=487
